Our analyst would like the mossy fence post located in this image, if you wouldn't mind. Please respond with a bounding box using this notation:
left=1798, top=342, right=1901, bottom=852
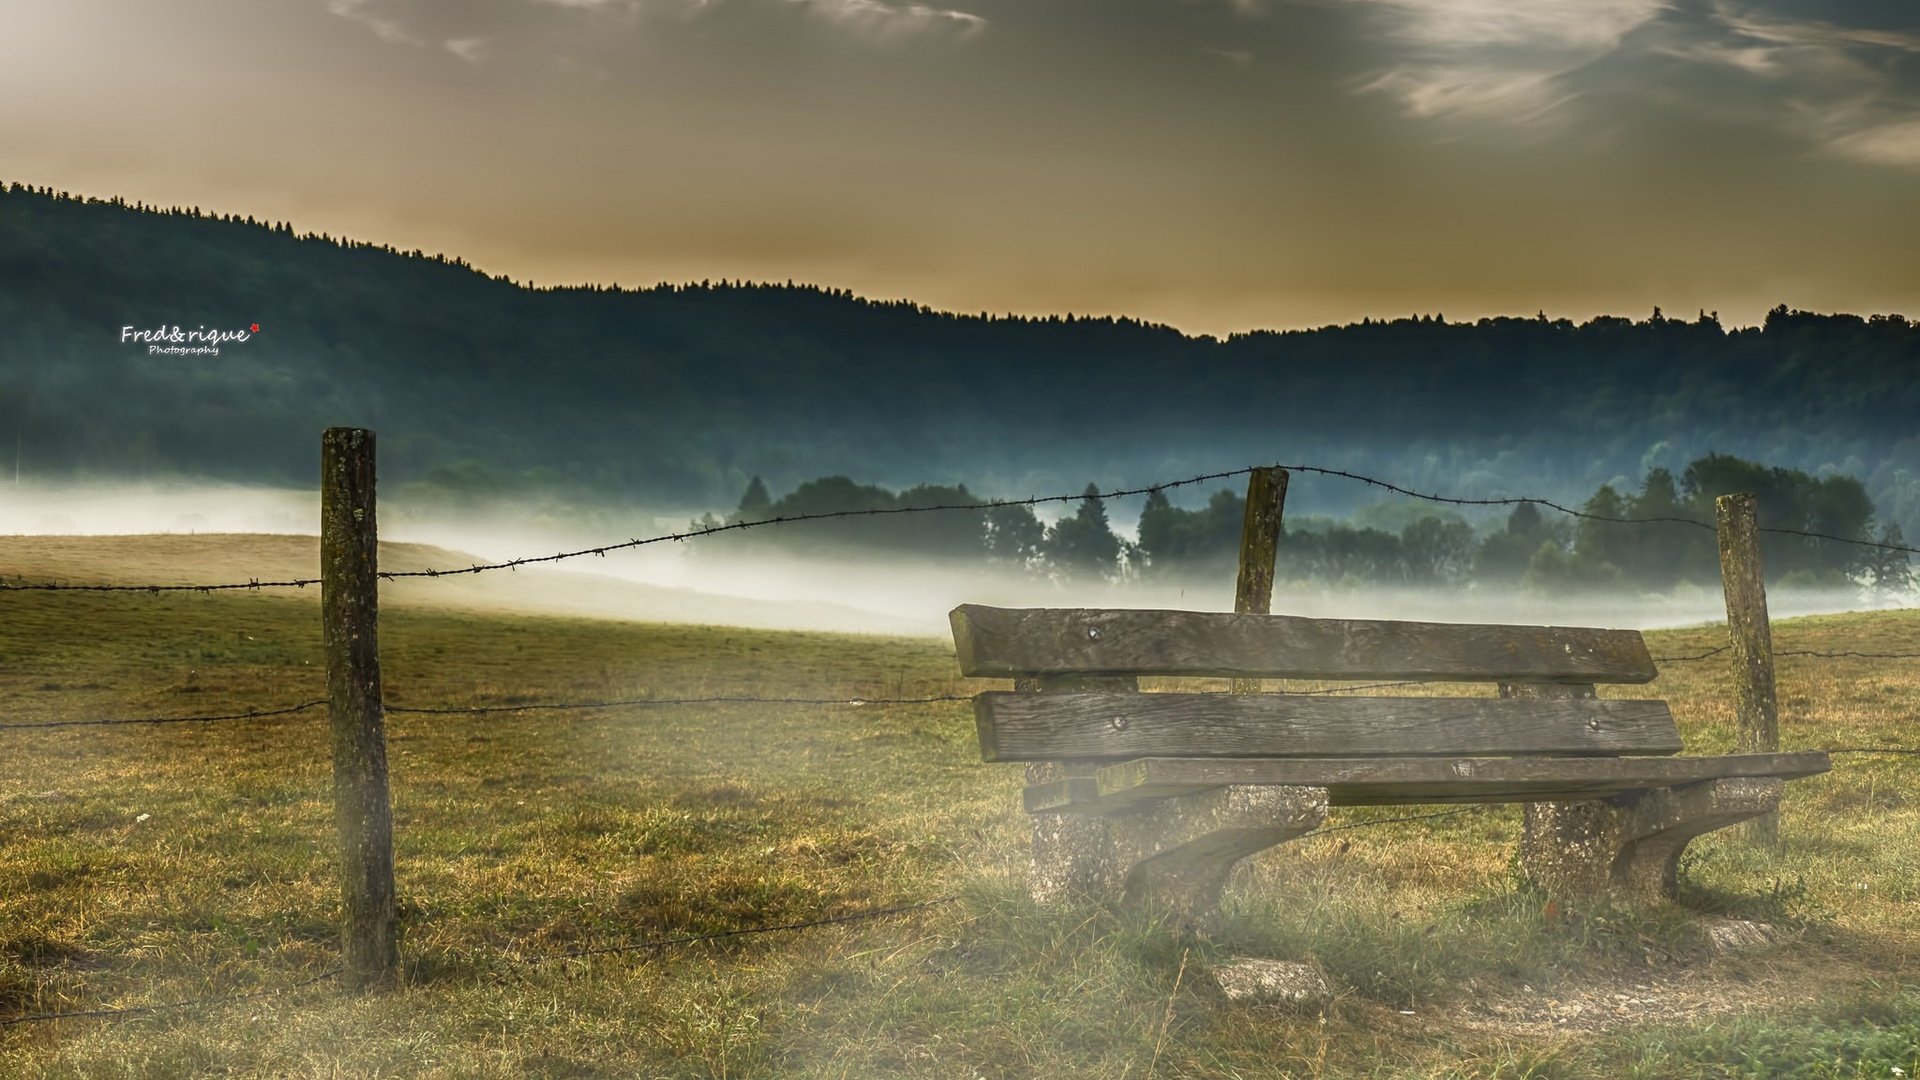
left=1715, top=492, right=1781, bottom=847
left=321, top=427, right=399, bottom=988
left=1230, top=467, right=1289, bottom=695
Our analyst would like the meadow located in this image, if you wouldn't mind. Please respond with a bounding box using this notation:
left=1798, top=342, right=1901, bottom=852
left=2, top=542, right=1917, bottom=1078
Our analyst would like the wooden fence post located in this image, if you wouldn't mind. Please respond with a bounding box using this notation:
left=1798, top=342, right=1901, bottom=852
left=321, top=427, right=398, bottom=987
left=1715, top=492, right=1780, bottom=847
left=1231, top=468, right=1289, bottom=695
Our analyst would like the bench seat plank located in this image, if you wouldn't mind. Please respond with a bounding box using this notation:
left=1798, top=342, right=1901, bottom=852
left=952, top=604, right=1658, bottom=683
left=977, top=692, right=1683, bottom=762
left=1022, top=751, right=1831, bottom=813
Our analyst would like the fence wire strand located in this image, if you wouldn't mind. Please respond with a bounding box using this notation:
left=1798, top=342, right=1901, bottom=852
left=1270, top=464, right=1920, bottom=555
left=386, top=694, right=970, bottom=716
left=0, top=694, right=971, bottom=733
left=0, top=577, right=320, bottom=594
left=6, top=459, right=1913, bottom=593
left=1654, top=646, right=1920, bottom=664
left=0, top=700, right=328, bottom=731
left=8, top=635, right=1919, bottom=734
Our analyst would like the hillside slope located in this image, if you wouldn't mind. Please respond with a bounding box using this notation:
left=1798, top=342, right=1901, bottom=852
left=3, top=183, right=1917, bottom=536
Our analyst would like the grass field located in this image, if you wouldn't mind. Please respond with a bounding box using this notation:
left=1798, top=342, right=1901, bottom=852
left=2, top=544, right=1918, bottom=1078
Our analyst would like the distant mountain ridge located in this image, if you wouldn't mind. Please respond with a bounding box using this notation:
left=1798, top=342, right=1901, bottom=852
left=3, top=181, right=1917, bottom=539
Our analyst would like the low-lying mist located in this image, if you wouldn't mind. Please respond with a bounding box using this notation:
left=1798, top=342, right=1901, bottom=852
left=1, top=481, right=1901, bottom=638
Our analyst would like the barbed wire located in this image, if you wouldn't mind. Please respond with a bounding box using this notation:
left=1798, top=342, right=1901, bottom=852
left=0, top=466, right=1264, bottom=592
left=0, top=700, right=328, bottom=731
left=385, top=694, right=971, bottom=715
left=374, top=467, right=1265, bottom=580
left=0, top=968, right=339, bottom=1029
left=0, top=576, right=319, bottom=594
left=6, top=459, right=1910, bottom=593
left=1776, top=648, right=1920, bottom=660
left=1271, top=464, right=1920, bottom=555
left=1651, top=646, right=1733, bottom=663
left=7, top=638, right=1917, bottom=734
left=1652, top=646, right=1920, bottom=664
left=0, top=694, right=970, bottom=734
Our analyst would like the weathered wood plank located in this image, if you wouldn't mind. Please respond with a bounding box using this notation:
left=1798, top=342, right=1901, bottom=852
left=1024, top=776, right=1106, bottom=813
left=951, top=605, right=1657, bottom=683
left=1090, top=751, right=1830, bottom=808
left=974, top=692, right=1683, bottom=762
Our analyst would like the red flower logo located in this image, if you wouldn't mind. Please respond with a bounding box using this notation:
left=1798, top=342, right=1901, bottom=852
left=249, top=323, right=260, bottom=333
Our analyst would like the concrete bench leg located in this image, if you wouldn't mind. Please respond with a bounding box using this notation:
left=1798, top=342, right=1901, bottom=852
left=1026, top=762, right=1123, bottom=904
left=1111, top=785, right=1328, bottom=933
left=1520, top=777, right=1784, bottom=907
left=1025, top=765, right=1328, bottom=934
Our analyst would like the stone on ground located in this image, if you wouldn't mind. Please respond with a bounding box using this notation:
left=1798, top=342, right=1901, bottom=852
left=1704, top=918, right=1776, bottom=953
left=1213, top=958, right=1332, bottom=1005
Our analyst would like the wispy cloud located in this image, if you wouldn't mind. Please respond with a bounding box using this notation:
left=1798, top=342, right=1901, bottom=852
left=1346, top=0, right=1662, bottom=123
left=1336, top=0, right=1920, bottom=170
left=324, top=0, right=983, bottom=52
left=1709, top=4, right=1920, bottom=55
left=1357, top=66, right=1567, bottom=120
left=1829, top=117, right=1920, bottom=166
left=788, top=0, right=985, bottom=41
left=326, top=0, right=423, bottom=45
left=1682, top=2, right=1920, bottom=170
left=1357, top=0, right=1662, bottom=53
left=445, top=36, right=489, bottom=62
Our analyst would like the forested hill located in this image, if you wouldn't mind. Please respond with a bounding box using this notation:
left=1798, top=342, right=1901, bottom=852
left=3, top=181, right=1918, bottom=537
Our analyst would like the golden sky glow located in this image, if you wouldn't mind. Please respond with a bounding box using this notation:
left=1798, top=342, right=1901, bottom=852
left=5, top=0, right=1919, bottom=335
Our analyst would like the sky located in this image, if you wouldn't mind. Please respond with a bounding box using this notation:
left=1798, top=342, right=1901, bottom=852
left=4, top=0, right=1919, bottom=336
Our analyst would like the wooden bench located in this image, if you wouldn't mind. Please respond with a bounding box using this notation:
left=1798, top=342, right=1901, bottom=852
left=950, top=604, right=1830, bottom=930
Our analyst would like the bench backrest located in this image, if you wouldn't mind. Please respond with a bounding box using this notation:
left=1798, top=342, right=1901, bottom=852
left=951, top=605, right=1658, bottom=684
left=950, top=605, right=1680, bottom=762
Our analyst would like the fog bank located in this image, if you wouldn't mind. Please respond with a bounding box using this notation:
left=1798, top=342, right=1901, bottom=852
left=1, top=481, right=1902, bottom=638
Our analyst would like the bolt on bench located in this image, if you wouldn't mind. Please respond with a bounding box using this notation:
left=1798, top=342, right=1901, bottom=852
left=950, top=604, right=1830, bottom=931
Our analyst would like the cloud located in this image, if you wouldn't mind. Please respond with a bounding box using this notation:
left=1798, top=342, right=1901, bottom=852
left=787, top=0, right=986, bottom=41
left=1357, top=0, right=1663, bottom=53
left=1334, top=0, right=1920, bottom=171
left=326, top=0, right=424, bottom=45
left=1829, top=117, right=1920, bottom=166
left=445, top=36, right=489, bottom=62
left=1345, top=0, right=1662, bottom=122
left=323, top=0, right=983, bottom=53
left=1357, top=65, right=1567, bottom=120
left=1682, top=2, right=1920, bottom=170
left=1709, top=4, right=1920, bottom=55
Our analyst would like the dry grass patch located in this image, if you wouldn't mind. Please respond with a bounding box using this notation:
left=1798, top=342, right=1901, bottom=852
left=1, top=566, right=1916, bottom=1076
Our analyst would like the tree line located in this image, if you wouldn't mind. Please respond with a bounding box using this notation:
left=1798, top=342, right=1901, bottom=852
left=5, top=180, right=1920, bottom=555
left=693, top=454, right=1916, bottom=597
